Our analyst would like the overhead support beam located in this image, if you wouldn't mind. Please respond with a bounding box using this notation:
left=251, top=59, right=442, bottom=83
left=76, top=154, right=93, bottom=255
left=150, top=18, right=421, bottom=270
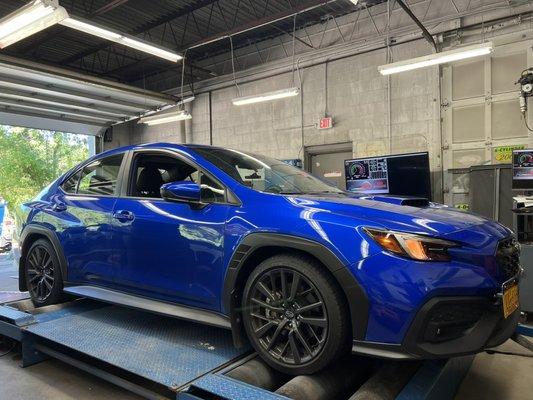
left=187, top=0, right=337, bottom=50
left=395, top=0, right=438, bottom=52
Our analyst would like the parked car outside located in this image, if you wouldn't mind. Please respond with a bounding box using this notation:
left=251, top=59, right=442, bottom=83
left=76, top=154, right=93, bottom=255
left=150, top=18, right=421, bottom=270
left=15, top=143, right=521, bottom=374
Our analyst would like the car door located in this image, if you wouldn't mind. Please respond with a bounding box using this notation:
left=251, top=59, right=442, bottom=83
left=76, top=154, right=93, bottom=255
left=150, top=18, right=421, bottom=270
left=56, top=152, right=125, bottom=287
left=111, top=149, right=232, bottom=311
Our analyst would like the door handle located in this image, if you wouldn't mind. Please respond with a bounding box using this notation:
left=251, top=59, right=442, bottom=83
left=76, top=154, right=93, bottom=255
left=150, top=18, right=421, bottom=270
left=52, top=202, right=67, bottom=212
left=113, top=210, right=135, bottom=222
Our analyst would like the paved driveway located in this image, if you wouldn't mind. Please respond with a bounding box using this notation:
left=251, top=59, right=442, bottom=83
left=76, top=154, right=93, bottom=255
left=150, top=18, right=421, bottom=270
left=0, top=252, right=19, bottom=292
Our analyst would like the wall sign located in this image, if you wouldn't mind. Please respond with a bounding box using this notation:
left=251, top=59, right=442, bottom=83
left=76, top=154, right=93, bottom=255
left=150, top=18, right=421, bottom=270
left=493, top=145, right=526, bottom=164
left=318, top=117, right=333, bottom=130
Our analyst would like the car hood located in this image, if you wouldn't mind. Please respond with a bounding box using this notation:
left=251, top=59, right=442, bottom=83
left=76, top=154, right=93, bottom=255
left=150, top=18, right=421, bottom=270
left=287, top=194, right=511, bottom=241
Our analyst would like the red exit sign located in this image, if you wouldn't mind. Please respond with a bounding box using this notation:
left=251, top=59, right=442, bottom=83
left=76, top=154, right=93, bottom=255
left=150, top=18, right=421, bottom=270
left=318, top=117, right=333, bottom=130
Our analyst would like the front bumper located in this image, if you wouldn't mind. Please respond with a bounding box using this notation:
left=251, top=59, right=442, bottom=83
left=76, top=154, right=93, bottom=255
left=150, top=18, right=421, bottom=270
left=352, top=293, right=520, bottom=359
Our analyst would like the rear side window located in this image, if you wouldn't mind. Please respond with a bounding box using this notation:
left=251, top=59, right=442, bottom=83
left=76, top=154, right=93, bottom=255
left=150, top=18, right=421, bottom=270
left=62, top=154, right=124, bottom=196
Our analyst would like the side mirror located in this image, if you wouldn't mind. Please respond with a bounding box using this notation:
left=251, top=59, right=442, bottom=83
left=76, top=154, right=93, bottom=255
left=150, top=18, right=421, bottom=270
left=161, top=181, right=201, bottom=204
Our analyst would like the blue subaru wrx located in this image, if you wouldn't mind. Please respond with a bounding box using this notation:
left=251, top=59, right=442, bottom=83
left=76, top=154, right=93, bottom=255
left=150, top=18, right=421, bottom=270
left=15, top=143, right=521, bottom=374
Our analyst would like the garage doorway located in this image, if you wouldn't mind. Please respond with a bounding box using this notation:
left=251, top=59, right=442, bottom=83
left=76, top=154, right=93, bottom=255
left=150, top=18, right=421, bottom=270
left=305, top=143, right=353, bottom=190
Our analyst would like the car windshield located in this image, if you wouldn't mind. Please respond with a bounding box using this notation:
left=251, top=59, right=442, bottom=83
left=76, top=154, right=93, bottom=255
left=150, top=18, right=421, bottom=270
left=192, top=147, right=344, bottom=195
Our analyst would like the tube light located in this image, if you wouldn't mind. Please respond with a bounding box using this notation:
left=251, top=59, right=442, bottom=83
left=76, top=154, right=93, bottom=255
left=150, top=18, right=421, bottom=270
left=60, top=17, right=182, bottom=62
left=0, top=0, right=68, bottom=48
left=378, top=42, right=493, bottom=75
left=139, top=110, right=192, bottom=126
left=232, top=87, right=300, bottom=106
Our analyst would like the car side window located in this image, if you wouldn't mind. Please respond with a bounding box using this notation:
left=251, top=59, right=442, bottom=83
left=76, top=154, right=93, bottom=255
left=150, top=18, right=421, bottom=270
left=61, top=154, right=124, bottom=196
left=130, top=153, right=226, bottom=203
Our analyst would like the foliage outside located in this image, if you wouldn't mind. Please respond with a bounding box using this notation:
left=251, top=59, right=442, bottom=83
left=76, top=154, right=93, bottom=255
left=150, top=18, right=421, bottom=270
left=0, top=126, right=88, bottom=211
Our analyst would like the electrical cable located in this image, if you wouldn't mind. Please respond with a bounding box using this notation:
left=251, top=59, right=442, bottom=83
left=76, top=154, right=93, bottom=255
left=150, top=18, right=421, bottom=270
left=0, top=338, right=16, bottom=357
left=180, top=49, right=188, bottom=110
left=523, top=114, right=533, bottom=132
left=229, top=36, right=241, bottom=96
left=291, top=13, right=297, bottom=86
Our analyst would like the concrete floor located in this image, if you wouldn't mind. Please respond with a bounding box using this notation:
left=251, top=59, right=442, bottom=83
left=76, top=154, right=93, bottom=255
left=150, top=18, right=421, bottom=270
left=0, top=252, right=531, bottom=400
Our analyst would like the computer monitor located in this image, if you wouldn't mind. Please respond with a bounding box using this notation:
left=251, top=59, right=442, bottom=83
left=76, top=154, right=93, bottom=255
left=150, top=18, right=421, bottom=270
left=512, top=149, right=533, bottom=190
left=344, top=152, right=432, bottom=200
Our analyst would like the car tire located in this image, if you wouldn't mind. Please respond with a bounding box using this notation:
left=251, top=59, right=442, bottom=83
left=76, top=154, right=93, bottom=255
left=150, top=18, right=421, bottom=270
left=25, top=239, right=64, bottom=307
left=242, top=253, right=350, bottom=375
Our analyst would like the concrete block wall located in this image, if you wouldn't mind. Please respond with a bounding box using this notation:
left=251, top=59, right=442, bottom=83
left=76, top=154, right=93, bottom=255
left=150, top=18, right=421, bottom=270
left=106, top=38, right=442, bottom=199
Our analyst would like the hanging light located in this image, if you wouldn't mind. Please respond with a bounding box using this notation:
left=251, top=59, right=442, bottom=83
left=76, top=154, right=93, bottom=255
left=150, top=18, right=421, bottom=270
left=0, top=0, right=68, bottom=48
left=378, top=42, right=493, bottom=75
left=60, top=17, right=182, bottom=62
left=139, top=109, right=192, bottom=126
left=232, top=87, right=300, bottom=106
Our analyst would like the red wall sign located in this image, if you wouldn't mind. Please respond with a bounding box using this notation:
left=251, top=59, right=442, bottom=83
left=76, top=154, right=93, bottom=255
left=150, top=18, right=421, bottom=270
left=318, top=117, right=333, bottom=130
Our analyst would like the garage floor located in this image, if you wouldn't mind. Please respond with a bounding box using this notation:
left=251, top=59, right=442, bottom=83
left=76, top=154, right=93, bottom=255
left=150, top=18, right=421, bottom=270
left=0, top=253, right=531, bottom=400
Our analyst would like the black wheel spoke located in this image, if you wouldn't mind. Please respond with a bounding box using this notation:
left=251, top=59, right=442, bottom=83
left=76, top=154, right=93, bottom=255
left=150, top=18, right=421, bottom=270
left=267, top=319, right=288, bottom=351
left=257, top=282, right=276, bottom=302
left=294, top=327, right=313, bottom=356
left=280, top=270, right=288, bottom=299
left=251, top=298, right=283, bottom=312
left=289, top=273, right=300, bottom=301
left=255, top=320, right=278, bottom=337
left=288, top=332, right=301, bottom=364
left=300, top=317, right=327, bottom=328
left=296, top=301, right=323, bottom=314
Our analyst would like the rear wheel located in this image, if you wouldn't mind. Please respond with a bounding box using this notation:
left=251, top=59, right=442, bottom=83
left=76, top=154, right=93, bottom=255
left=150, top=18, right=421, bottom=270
left=25, top=239, right=64, bottom=307
left=242, top=253, right=349, bottom=375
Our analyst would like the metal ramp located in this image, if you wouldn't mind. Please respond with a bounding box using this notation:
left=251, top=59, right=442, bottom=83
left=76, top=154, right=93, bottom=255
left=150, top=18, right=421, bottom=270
left=0, top=293, right=477, bottom=400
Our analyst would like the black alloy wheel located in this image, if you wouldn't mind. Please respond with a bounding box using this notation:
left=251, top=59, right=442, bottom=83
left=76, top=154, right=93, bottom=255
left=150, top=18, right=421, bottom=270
left=242, top=254, right=349, bottom=375
left=25, top=239, right=63, bottom=306
left=248, top=268, right=328, bottom=365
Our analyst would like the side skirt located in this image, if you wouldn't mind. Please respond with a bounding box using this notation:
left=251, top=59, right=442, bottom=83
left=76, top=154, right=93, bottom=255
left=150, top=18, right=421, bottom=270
left=63, top=285, right=231, bottom=329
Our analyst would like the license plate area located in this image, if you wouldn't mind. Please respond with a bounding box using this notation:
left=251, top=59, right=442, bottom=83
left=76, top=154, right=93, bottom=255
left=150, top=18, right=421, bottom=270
left=502, top=279, right=519, bottom=319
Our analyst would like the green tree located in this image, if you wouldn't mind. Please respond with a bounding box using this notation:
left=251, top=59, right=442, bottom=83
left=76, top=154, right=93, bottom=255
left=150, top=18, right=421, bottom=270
left=0, top=126, right=88, bottom=211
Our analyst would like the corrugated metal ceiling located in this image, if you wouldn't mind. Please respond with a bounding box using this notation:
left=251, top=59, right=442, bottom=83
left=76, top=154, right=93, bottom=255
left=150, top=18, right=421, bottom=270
left=0, top=0, right=383, bottom=91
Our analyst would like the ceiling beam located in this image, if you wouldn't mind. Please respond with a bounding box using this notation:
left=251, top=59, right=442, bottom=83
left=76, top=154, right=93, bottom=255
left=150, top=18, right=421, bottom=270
left=106, top=0, right=333, bottom=82
left=187, top=0, right=337, bottom=50
left=395, top=0, right=438, bottom=51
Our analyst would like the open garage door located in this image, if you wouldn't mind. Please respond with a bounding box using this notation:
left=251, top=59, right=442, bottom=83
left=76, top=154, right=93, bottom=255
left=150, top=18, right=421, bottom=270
left=0, top=54, right=175, bottom=136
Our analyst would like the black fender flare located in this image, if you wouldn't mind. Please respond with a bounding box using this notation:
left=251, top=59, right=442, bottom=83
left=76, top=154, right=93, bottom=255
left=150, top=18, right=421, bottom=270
left=223, top=233, right=369, bottom=346
left=19, top=224, right=69, bottom=292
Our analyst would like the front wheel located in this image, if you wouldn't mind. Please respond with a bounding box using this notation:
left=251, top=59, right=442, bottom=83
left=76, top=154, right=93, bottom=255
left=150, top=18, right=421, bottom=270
left=242, top=254, right=350, bottom=375
left=25, top=239, right=64, bottom=307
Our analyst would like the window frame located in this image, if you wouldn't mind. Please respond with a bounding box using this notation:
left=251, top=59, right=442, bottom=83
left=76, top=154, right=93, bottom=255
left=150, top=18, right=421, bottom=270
left=59, top=152, right=127, bottom=198
left=121, top=148, right=240, bottom=206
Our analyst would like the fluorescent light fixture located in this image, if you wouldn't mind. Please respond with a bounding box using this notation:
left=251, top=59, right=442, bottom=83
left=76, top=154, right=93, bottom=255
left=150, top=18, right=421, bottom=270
left=60, top=17, right=121, bottom=41
left=232, top=87, right=300, bottom=106
left=139, top=109, right=192, bottom=126
left=349, top=0, right=359, bottom=5
left=378, top=42, right=493, bottom=75
left=60, top=17, right=182, bottom=62
left=0, top=0, right=68, bottom=48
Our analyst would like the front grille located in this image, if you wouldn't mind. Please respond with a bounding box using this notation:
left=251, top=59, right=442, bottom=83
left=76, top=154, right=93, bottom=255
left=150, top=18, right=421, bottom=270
left=496, top=238, right=521, bottom=280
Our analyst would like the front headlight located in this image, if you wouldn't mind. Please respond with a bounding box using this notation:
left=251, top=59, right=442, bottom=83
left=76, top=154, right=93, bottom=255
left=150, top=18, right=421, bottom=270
left=363, top=228, right=457, bottom=262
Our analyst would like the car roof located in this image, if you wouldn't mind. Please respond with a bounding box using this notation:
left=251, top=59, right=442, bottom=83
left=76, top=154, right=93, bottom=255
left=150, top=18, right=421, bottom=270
left=95, top=142, right=225, bottom=159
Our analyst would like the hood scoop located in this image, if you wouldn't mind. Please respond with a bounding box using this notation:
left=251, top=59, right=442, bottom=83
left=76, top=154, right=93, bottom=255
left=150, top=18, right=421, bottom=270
left=364, top=195, right=430, bottom=208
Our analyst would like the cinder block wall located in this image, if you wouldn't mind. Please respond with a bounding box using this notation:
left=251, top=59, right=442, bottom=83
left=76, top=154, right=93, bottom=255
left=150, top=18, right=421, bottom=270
left=106, top=39, right=442, bottom=199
